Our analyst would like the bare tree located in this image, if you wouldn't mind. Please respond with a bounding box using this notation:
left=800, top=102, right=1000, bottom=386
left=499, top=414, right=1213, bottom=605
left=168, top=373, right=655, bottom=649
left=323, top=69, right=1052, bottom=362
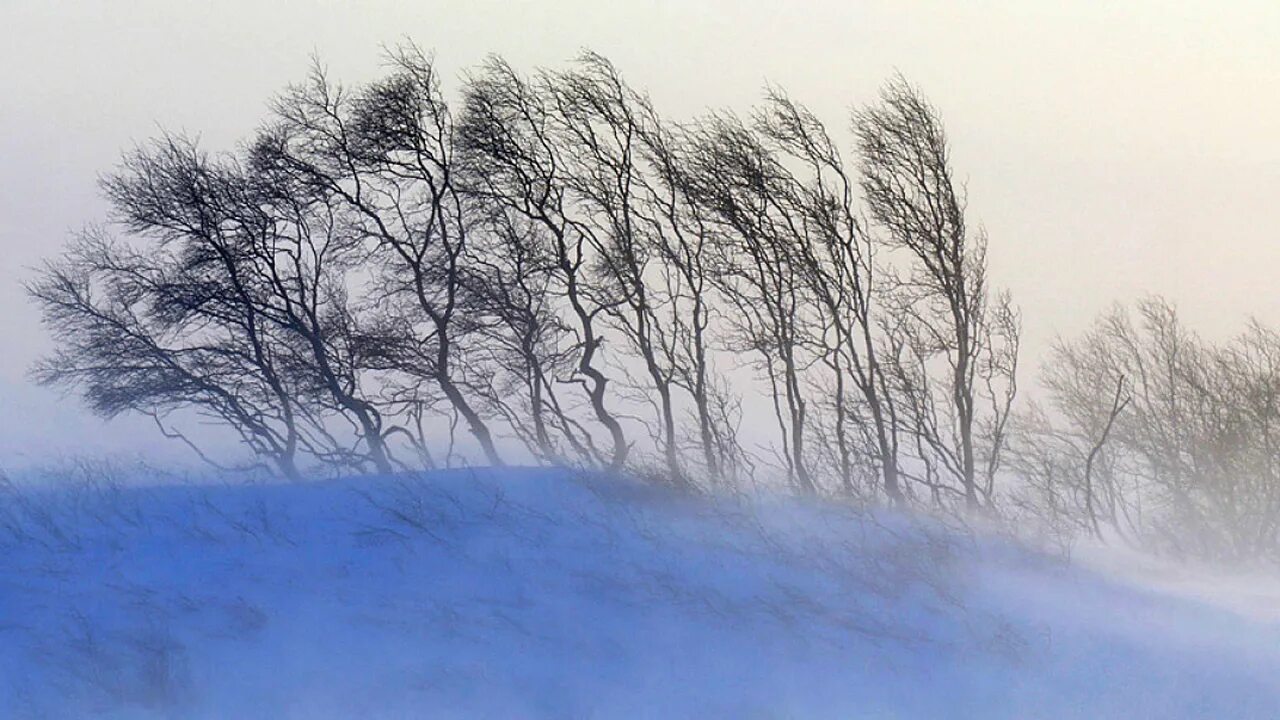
left=1036, top=298, right=1280, bottom=560
left=543, top=54, right=690, bottom=479
left=255, top=47, right=504, bottom=467
left=682, top=112, right=821, bottom=492
left=35, top=117, right=410, bottom=476
left=115, top=133, right=397, bottom=473
left=856, top=76, right=1020, bottom=507
left=463, top=208, right=601, bottom=465
left=632, top=109, right=743, bottom=485
left=458, top=56, right=632, bottom=472
left=754, top=89, right=904, bottom=502
left=237, top=141, right=397, bottom=474
left=1012, top=369, right=1132, bottom=542
left=29, top=142, right=322, bottom=479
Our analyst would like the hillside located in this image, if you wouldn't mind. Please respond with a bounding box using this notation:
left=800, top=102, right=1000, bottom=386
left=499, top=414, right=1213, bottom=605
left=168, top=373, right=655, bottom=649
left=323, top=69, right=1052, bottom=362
left=1, top=467, right=1278, bottom=718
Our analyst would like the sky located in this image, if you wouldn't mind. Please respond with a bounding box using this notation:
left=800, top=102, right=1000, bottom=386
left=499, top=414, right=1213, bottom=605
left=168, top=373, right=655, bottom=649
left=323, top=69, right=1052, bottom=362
left=1, top=0, right=1278, bottom=466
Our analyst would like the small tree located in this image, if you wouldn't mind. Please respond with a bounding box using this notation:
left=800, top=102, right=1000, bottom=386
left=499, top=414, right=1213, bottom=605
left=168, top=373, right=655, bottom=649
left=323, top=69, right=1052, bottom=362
left=252, top=47, right=503, bottom=467
left=1034, top=298, right=1280, bottom=560
left=458, top=57, right=634, bottom=472
left=29, top=141, right=320, bottom=479
left=682, top=112, right=820, bottom=492
left=855, top=77, right=1019, bottom=507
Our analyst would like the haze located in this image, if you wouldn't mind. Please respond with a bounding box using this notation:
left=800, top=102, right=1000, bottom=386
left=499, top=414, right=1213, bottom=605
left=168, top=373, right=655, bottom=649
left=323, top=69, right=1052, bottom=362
left=2, top=0, right=1278, bottom=466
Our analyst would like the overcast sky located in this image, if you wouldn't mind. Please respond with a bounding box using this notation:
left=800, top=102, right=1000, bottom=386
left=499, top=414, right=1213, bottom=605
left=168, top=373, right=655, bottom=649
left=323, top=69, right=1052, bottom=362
left=2, top=1, right=1278, bottom=466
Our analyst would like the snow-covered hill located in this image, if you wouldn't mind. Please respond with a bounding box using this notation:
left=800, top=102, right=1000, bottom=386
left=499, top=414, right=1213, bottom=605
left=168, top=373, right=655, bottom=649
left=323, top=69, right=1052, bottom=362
left=1, top=467, right=1277, bottom=718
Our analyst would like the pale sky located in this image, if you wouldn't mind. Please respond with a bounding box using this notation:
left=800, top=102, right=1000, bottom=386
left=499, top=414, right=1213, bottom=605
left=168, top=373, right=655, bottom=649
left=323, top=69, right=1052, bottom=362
left=2, top=1, right=1278, bottom=466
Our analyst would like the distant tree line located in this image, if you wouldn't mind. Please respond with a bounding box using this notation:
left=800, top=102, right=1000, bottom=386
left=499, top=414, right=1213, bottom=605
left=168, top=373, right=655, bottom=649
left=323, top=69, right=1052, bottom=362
left=1012, top=298, right=1280, bottom=561
left=29, top=45, right=1278, bottom=560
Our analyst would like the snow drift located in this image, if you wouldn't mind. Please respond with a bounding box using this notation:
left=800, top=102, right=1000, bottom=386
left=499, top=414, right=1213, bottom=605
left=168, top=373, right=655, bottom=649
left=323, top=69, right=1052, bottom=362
left=1, top=466, right=1277, bottom=718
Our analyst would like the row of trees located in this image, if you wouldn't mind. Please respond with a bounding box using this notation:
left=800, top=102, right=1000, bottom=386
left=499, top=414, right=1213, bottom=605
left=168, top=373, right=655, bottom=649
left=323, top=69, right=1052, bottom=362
left=1014, top=298, right=1280, bottom=561
left=30, top=46, right=1017, bottom=510
left=34, top=46, right=1280, bottom=560
left=35, top=46, right=1280, bottom=561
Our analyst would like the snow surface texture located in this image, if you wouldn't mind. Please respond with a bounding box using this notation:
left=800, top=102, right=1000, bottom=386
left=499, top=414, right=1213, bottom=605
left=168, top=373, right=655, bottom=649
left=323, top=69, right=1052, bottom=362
left=1, top=467, right=1278, bottom=718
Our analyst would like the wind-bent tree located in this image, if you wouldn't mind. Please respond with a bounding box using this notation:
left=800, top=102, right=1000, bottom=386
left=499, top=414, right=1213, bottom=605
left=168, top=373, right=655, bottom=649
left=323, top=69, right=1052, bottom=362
left=253, top=46, right=504, bottom=467
left=31, top=241, right=304, bottom=479
left=1011, top=371, right=1132, bottom=542
left=681, top=112, right=821, bottom=492
left=856, top=77, right=1019, bottom=507
left=1029, top=298, right=1280, bottom=560
left=113, top=133, right=396, bottom=474
left=463, top=208, right=600, bottom=465
left=546, top=52, right=755, bottom=483
left=631, top=99, right=742, bottom=485
left=754, top=89, right=904, bottom=502
left=543, top=54, right=686, bottom=479
left=237, top=142, right=396, bottom=475
left=29, top=139, right=334, bottom=480
left=458, top=56, right=633, bottom=472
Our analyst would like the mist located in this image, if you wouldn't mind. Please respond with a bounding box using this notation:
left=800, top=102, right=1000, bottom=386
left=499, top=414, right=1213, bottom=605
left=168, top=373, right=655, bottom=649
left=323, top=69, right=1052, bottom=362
left=4, top=1, right=1280, bottom=464
left=3, top=2, right=1280, bottom=717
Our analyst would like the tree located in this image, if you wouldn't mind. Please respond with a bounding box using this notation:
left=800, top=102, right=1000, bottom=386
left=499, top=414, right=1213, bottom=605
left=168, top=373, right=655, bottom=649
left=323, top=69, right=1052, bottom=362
left=29, top=140, right=322, bottom=480
left=252, top=46, right=504, bottom=467
left=632, top=115, right=739, bottom=485
left=855, top=76, right=1019, bottom=507
left=1033, top=298, right=1280, bottom=560
left=682, top=112, right=820, bottom=492
left=754, top=89, right=904, bottom=502
left=463, top=208, right=600, bottom=465
left=458, top=56, right=633, bottom=472
left=110, top=133, right=397, bottom=474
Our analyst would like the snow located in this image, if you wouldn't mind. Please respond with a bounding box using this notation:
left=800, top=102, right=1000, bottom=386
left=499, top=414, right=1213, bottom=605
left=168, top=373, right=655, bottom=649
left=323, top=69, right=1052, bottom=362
left=1, top=466, right=1278, bottom=718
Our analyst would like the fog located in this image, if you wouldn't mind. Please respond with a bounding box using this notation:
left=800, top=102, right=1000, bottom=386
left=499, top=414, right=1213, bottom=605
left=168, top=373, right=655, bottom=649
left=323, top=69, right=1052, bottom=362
left=4, top=7, right=1280, bottom=714
left=2, top=1, right=1279, bottom=465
